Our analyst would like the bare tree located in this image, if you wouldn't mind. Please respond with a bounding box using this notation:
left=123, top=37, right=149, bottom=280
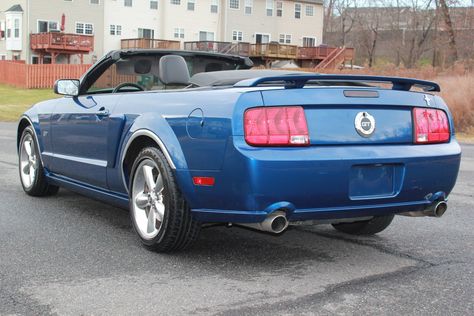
left=437, top=0, right=458, bottom=63
left=334, top=0, right=357, bottom=46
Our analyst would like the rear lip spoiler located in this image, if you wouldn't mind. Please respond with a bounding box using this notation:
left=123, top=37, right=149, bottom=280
left=234, top=74, right=440, bottom=92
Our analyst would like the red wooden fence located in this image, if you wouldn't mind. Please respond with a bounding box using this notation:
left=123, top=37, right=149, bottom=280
left=0, top=61, right=91, bottom=89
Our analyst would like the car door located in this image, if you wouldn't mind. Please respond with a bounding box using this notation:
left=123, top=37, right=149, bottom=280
left=48, top=94, right=122, bottom=189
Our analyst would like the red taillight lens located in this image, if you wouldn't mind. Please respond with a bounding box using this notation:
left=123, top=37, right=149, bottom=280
left=244, top=106, right=309, bottom=146
left=413, top=107, right=450, bottom=144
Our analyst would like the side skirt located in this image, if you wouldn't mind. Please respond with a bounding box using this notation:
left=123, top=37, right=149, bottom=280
left=46, top=173, right=130, bottom=210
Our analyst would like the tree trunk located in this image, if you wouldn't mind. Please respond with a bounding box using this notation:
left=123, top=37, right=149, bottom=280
left=438, top=0, right=458, bottom=63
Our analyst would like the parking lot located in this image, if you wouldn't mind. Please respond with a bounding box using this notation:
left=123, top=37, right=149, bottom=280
left=0, top=121, right=473, bottom=315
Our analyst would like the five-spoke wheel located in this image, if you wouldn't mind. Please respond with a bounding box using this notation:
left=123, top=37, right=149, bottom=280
left=129, top=146, right=201, bottom=252
left=18, top=126, right=59, bottom=196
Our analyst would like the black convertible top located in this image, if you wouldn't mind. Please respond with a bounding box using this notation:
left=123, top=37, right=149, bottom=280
left=190, top=70, right=309, bottom=87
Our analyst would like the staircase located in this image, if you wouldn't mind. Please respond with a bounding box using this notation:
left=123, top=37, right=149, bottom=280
left=314, top=47, right=348, bottom=70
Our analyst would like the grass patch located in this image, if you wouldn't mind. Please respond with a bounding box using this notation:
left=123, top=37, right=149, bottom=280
left=0, top=84, right=58, bottom=122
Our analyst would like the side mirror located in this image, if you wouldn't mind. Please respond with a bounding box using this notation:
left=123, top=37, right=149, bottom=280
left=54, top=79, right=80, bottom=96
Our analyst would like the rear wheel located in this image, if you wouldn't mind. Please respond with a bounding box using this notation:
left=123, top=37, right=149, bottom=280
left=18, top=126, right=59, bottom=196
left=331, top=215, right=394, bottom=235
left=129, top=146, right=200, bottom=252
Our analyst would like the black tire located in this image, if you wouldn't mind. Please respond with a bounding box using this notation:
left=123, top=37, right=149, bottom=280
left=331, top=215, right=394, bottom=235
left=18, top=126, right=59, bottom=197
left=129, top=146, right=201, bottom=252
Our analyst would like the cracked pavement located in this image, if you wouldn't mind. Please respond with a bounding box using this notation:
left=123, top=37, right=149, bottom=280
left=0, top=122, right=472, bottom=315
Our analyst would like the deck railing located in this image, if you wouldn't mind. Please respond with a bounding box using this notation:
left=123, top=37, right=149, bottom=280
left=30, top=33, right=94, bottom=53
left=121, top=38, right=181, bottom=50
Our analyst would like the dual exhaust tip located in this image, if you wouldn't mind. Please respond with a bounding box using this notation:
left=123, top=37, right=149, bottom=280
left=238, top=200, right=448, bottom=233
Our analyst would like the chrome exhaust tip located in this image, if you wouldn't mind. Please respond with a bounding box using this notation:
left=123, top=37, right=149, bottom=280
left=236, top=211, right=289, bottom=234
left=432, top=201, right=448, bottom=218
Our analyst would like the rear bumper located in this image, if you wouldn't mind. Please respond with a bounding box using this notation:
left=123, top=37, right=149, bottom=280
left=179, top=138, right=461, bottom=223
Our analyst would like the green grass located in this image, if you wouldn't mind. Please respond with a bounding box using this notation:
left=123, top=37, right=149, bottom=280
left=0, top=84, right=58, bottom=121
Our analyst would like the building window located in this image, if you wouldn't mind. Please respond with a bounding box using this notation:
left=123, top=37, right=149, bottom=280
left=138, top=28, right=154, bottom=38
left=37, top=21, right=59, bottom=33
left=229, top=0, right=239, bottom=9
left=76, top=22, right=94, bottom=35
left=124, top=0, right=133, bottom=7
left=266, top=0, right=273, bottom=16
left=174, top=28, right=184, bottom=39
left=110, top=24, right=122, bottom=35
left=244, top=0, right=252, bottom=14
left=295, top=3, right=301, bottom=19
left=170, top=0, right=180, bottom=4
left=150, top=0, right=158, bottom=9
left=305, top=5, right=313, bottom=16
left=0, top=21, right=5, bottom=40
left=90, top=0, right=100, bottom=4
left=187, top=0, right=195, bottom=11
left=279, top=34, right=291, bottom=44
left=232, top=30, right=243, bottom=42
left=199, top=31, right=214, bottom=41
left=276, top=1, right=282, bottom=16
left=14, top=19, right=20, bottom=38
left=302, top=36, right=316, bottom=47
left=210, top=0, right=218, bottom=13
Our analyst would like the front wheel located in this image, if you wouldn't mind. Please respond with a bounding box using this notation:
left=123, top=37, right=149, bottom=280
left=332, top=215, right=394, bottom=235
left=18, top=126, right=59, bottom=196
left=129, top=146, right=201, bottom=252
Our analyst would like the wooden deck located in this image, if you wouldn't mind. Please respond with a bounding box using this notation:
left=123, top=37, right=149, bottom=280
left=121, top=38, right=181, bottom=50
left=30, top=33, right=94, bottom=53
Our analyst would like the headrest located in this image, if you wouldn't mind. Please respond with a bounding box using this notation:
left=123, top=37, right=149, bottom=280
left=159, top=55, right=190, bottom=85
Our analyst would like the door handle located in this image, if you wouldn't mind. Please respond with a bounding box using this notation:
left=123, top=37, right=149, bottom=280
left=94, top=107, right=110, bottom=117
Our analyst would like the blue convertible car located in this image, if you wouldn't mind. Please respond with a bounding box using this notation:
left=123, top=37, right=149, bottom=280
left=18, top=50, right=461, bottom=252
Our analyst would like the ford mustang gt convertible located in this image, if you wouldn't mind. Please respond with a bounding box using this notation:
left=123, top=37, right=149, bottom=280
left=17, top=49, right=461, bottom=252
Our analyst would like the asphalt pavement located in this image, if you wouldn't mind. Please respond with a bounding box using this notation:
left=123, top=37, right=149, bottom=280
left=0, top=122, right=472, bottom=315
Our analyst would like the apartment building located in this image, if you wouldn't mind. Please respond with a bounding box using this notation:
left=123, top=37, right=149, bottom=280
left=0, top=0, right=103, bottom=63
left=1, top=0, right=323, bottom=64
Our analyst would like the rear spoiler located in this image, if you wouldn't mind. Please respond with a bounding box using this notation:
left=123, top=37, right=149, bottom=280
left=234, top=74, right=440, bottom=92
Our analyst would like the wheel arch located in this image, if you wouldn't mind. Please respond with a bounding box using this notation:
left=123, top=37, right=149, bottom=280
left=120, top=129, right=180, bottom=193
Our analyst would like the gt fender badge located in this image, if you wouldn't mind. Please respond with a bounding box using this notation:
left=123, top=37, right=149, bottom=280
left=355, top=112, right=376, bottom=137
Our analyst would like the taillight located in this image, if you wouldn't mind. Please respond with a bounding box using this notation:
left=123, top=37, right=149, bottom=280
left=244, top=106, right=309, bottom=146
left=413, top=107, right=450, bottom=144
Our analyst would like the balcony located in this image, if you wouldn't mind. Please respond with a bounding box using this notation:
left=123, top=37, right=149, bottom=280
left=121, top=38, right=181, bottom=50
left=297, top=46, right=355, bottom=61
left=249, top=43, right=298, bottom=59
left=30, top=32, right=94, bottom=54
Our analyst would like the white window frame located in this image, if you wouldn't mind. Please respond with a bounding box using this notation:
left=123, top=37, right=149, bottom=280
left=110, top=24, right=122, bottom=36
left=305, top=5, right=314, bottom=16
left=138, top=28, right=154, bottom=39
left=170, top=0, right=181, bottom=5
left=76, top=22, right=94, bottom=35
left=37, top=20, right=59, bottom=33
left=173, top=27, right=184, bottom=39
left=255, top=32, right=271, bottom=44
left=187, top=0, right=195, bottom=11
left=266, top=0, right=273, bottom=17
left=0, top=54, right=8, bottom=60
left=302, top=36, right=316, bottom=47
left=276, top=1, right=282, bottom=17
left=229, top=0, right=240, bottom=10
left=0, top=21, right=5, bottom=40
left=232, top=30, right=243, bottom=42
left=199, top=31, right=215, bottom=41
left=244, top=0, right=252, bottom=14
left=124, top=0, right=133, bottom=7
left=210, top=0, right=218, bottom=13
left=90, top=0, right=100, bottom=5
left=279, top=33, right=291, bottom=44
left=150, top=0, right=158, bottom=9
left=295, top=3, right=301, bottom=19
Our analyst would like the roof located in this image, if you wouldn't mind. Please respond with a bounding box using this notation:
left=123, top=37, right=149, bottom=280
left=6, top=4, right=23, bottom=12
